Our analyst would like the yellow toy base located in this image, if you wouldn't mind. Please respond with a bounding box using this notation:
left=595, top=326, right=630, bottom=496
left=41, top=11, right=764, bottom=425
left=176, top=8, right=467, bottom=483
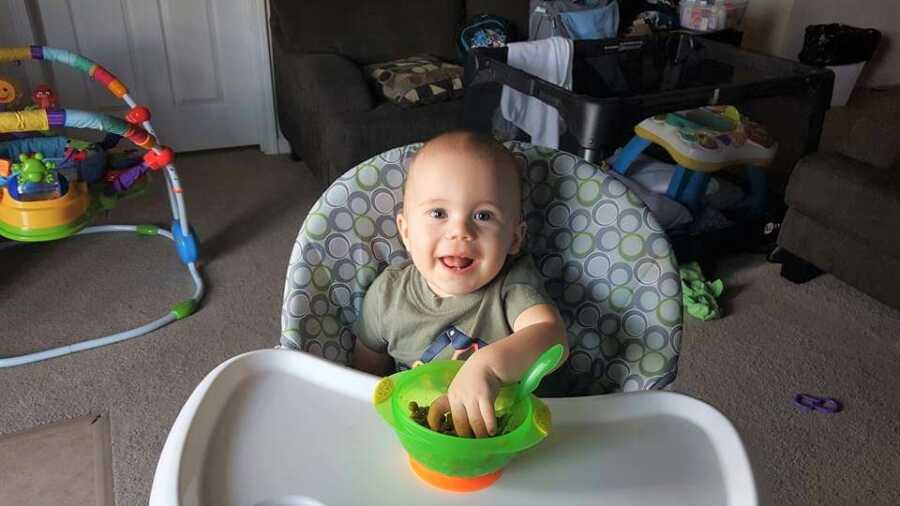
left=0, top=182, right=92, bottom=241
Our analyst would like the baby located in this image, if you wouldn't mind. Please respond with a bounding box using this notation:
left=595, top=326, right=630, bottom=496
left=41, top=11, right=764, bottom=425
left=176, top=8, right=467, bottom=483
left=352, top=131, right=568, bottom=438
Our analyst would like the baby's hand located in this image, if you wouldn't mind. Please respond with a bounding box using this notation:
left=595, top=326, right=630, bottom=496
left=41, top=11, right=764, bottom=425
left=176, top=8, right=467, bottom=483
left=445, top=353, right=502, bottom=438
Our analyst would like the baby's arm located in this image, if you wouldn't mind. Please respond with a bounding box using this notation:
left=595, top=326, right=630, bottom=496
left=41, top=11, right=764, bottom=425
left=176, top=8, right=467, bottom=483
left=351, top=339, right=394, bottom=377
left=350, top=270, right=394, bottom=377
left=478, top=303, right=568, bottom=384
left=447, top=303, right=567, bottom=438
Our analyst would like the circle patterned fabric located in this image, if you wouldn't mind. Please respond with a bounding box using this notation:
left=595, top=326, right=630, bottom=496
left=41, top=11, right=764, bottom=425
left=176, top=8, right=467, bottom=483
left=281, top=142, right=681, bottom=395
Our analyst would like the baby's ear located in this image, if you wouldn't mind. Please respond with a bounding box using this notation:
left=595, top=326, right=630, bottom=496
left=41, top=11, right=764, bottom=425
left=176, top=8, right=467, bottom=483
left=509, top=221, right=527, bottom=255
left=396, top=213, right=410, bottom=250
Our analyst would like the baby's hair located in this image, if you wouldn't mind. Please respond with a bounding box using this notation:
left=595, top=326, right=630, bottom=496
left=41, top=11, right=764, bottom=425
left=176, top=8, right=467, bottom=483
left=403, top=130, right=521, bottom=205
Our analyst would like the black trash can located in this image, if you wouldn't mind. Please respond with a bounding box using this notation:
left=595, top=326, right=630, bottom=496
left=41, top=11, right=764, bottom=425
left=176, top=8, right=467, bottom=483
left=798, top=23, right=881, bottom=106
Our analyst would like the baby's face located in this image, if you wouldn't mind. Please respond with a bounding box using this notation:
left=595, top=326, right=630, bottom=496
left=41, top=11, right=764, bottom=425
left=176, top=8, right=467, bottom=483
left=397, top=147, right=524, bottom=297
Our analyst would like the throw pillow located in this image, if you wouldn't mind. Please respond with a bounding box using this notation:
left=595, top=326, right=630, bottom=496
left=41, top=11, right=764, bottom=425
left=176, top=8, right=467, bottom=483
left=365, top=55, right=464, bottom=108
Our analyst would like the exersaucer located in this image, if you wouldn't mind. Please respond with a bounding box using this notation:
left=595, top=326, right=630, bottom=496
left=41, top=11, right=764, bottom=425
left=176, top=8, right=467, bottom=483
left=0, top=46, right=203, bottom=367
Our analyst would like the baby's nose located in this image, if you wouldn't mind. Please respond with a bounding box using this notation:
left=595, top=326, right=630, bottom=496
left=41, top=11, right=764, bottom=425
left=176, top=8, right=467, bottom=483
left=446, top=218, right=474, bottom=240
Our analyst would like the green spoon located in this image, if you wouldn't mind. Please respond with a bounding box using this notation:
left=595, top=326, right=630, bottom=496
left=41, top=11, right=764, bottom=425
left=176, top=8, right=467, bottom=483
left=496, top=343, right=565, bottom=434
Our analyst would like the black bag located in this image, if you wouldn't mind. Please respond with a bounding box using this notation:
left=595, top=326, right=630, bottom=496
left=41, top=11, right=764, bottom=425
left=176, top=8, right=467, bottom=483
left=798, top=24, right=881, bottom=66
left=458, top=15, right=514, bottom=61
left=619, top=0, right=679, bottom=35
left=529, top=0, right=619, bottom=41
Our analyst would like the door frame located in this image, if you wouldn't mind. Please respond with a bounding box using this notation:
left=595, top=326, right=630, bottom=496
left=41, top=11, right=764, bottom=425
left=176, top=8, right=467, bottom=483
left=253, top=0, right=285, bottom=154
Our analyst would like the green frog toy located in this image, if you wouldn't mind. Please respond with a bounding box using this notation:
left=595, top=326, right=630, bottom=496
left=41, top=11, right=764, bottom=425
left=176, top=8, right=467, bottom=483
left=12, top=152, right=57, bottom=185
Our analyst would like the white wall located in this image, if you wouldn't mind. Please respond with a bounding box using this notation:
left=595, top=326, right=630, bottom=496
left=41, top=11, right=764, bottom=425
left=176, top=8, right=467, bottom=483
left=741, top=0, right=795, bottom=58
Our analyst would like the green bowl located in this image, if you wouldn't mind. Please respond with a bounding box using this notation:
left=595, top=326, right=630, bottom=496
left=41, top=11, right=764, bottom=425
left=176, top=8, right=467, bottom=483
left=373, top=359, right=551, bottom=480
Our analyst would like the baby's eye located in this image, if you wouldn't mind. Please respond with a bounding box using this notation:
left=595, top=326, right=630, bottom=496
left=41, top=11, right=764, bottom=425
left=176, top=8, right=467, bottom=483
left=473, top=210, right=493, bottom=221
left=428, top=209, right=446, bottom=219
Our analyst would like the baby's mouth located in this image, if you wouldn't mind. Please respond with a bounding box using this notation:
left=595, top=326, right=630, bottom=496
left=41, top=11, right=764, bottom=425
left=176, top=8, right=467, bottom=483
left=440, top=256, right=474, bottom=270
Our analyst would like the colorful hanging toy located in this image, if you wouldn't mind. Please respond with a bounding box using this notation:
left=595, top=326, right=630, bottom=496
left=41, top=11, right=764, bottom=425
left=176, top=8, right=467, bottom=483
left=0, top=74, right=23, bottom=110
left=0, top=46, right=204, bottom=368
left=31, top=84, right=57, bottom=109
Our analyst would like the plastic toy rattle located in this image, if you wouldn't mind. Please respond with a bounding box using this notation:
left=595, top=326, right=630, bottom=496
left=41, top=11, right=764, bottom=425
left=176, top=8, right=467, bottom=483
left=374, top=344, right=564, bottom=492
left=793, top=393, right=843, bottom=413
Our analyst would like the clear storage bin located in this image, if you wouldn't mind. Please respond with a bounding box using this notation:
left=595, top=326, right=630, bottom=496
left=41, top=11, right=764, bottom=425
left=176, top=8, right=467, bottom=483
left=679, top=0, right=748, bottom=33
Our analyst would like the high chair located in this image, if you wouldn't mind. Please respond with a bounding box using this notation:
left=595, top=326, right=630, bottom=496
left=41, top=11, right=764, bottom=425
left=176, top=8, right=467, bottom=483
left=151, top=144, right=760, bottom=506
left=279, top=141, right=682, bottom=395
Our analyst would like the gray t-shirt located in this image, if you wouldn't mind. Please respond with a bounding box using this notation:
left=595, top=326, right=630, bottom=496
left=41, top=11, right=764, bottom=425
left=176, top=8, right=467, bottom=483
left=353, top=254, right=552, bottom=369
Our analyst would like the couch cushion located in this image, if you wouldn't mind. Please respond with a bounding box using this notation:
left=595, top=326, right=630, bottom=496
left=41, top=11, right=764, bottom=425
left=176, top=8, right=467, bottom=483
left=837, top=116, right=900, bottom=170
left=785, top=151, right=900, bottom=258
left=270, top=0, right=464, bottom=65
left=365, top=56, right=464, bottom=108
left=319, top=100, right=465, bottom=182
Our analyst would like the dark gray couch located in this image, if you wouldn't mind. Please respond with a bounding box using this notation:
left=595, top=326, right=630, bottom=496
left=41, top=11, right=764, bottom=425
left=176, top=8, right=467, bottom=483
left=269, top=0, right=529, bottom=186
left=777, top=105, right=900, bottom=310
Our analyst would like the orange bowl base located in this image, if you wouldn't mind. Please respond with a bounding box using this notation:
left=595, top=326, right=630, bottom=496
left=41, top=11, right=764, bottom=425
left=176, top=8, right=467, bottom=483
left=408, top=456, right=502, bottom=492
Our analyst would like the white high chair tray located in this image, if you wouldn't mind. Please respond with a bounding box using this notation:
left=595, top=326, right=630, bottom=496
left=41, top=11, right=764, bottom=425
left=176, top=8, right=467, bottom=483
left=151, top=349, right=757, bottom=506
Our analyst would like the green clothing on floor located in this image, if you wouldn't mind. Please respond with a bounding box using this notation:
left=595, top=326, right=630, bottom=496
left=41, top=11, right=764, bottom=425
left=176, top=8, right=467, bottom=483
left=680, top=261, right=724, bottom=320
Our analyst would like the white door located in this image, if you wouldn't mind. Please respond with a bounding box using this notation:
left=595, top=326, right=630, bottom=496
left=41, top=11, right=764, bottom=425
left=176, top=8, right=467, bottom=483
left=4, top=0, right=277, bottom=153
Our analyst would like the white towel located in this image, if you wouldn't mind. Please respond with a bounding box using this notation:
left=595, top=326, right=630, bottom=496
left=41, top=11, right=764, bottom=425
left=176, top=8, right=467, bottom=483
left=500, top=36, right=573, bottom=149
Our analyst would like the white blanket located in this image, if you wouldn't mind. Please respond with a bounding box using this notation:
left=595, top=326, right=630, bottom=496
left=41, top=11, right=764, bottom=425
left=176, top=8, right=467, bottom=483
left=500, top=36, right=573, bottom=149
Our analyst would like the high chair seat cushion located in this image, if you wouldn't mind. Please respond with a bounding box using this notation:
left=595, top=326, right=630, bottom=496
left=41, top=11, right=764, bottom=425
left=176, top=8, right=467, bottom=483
left=281, top=142, right=682, bottom=395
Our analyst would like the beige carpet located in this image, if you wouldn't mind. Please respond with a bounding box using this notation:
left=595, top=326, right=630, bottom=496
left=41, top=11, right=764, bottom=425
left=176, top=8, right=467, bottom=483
left=674, top=255, right=900, bottom=505
left=2, top=139, right=899, bottom=503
